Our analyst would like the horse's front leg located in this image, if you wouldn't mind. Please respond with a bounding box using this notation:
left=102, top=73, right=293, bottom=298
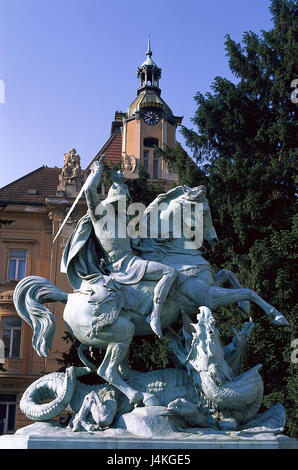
left=213, top=269, right=250, bottom=315
left=96, top=316, right=160, bottom=406
left=96, top=317, right=142, bottom=406
left=207, top=285, right=288, bottom=326
left=98, top=342, right=144, bottom=406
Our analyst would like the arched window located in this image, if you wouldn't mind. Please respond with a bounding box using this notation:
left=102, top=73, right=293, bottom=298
left=143, top=137, right=159, bottom=148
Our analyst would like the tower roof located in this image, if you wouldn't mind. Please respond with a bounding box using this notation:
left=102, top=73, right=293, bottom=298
left=126, top=38, right=183, bottom=125
left=137, top=38, right=161, bottom=85
left=126, top=90, right=173, bottom=119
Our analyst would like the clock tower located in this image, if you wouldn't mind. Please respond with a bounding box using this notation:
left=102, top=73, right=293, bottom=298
left=122, top=38, right=182, bottom=183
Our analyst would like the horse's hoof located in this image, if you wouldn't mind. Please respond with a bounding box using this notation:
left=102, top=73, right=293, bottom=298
left=146, top=314, right=163, bottom=338
left=150, top=320, right=163, bottom=338
left=272, top=315, right=289, bottom=326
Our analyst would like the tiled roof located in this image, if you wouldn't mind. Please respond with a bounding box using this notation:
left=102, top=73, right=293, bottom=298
left=85, top=131, right=122, bottom=173
left=0, top=166, right=61, bottom=204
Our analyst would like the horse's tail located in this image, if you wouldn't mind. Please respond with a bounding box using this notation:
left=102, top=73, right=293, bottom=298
left=13, top=276, right=68, bottom=357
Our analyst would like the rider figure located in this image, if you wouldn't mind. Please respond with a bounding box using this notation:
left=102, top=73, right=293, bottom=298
left=84, top=155, right=177, bottom=338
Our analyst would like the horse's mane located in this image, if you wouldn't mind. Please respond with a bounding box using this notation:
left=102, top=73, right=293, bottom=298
left=143, top=186, right=185, bottom=215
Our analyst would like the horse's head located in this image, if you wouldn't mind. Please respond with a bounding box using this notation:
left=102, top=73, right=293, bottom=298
left=182, top=185, right=206, bottom=201
left=181, top=185, right=219, bottom=250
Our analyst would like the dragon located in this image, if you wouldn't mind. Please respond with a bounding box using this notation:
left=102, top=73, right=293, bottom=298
left=20, top=307, right=264, bottom=433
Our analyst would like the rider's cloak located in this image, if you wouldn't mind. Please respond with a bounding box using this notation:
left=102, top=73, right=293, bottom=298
left=61, top=213, right=148, bottom=290
left=61, top=213, right=104, bottom=290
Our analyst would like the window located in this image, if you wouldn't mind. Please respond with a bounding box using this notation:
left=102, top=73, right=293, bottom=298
left=0, top=339, right=4, bottom=364
left=2, top=317, right=22, bottom=358
left=0, top=394, right=17, bottom=434
left=143, top=150, right=149, bottom=174
left=7, top=249, right=27, bottom=280
left=153, top=152, right=159, bottom=180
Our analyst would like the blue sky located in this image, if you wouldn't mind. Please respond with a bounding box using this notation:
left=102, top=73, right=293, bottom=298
left=0, top=0, right=273, bottom=188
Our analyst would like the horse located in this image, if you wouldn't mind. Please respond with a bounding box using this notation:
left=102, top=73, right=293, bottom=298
left=13, top=186, right=288, bottom=407
left=135, top=184, right=289, bottom=323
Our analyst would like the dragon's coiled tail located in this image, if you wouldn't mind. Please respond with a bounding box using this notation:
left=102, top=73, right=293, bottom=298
left=13, top=276, right=68, bottom=357
left=20, top=367, right=77, bottom=421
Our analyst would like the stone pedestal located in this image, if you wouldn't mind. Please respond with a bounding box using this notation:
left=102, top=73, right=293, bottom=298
left=1, top=402, right=297, bottom=450
left=0, top=417, right=297, bottom=450
left=0, top=431, right=296, bottom=449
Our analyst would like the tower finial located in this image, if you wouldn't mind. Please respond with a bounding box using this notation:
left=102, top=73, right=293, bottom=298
left=147, top=35, right=152, bottom=57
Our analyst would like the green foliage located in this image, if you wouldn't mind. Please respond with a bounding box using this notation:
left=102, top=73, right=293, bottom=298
left=56, top=331, right=106, bottom=385
left=101, top=159, right=121, bottom=188
left=56, top=331, right=81, bottom=370
left=155, top=142, right=208, bottom=188
left=129, top=336, right=172, bottom=372
left=125, top=163, right=163, bottom=207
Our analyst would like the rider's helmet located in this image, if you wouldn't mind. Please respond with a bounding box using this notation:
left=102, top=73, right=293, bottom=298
left=103, top=170, right=131, bottom=204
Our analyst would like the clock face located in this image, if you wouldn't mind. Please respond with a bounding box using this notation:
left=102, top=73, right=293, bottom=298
left=143, top=110, right=160, bottom=126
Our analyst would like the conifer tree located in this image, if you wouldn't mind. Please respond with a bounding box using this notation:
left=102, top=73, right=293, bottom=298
left=160, top=0, right=297, bottom=437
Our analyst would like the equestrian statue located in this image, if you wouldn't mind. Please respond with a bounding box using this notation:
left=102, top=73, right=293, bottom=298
left=13, top=155, right=289, bottom=434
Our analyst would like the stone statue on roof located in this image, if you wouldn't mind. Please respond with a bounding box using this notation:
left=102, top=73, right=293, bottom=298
left=57, top=148, right=82, bottom=196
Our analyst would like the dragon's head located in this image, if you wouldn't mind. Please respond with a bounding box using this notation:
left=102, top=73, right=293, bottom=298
left=186, top=307, right=234, bottom=383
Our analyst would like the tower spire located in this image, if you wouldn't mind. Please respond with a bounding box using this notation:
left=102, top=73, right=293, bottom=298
left=137, top=36, right=161, bottom=93
left=147, top=35, right=152, bottom=57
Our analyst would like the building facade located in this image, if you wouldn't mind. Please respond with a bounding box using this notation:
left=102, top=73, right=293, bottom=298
left=0, top=42, right=184, bottom=433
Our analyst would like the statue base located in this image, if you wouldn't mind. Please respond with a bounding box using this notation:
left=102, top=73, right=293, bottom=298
left=0, top=404, right=297, bottom=450
left=0, top=425, right=296, bottom=450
